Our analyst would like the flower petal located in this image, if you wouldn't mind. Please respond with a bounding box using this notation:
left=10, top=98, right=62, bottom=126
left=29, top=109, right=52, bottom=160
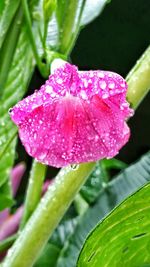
left=16, top=95, right=130, bottom=167
left=10, top=63, right=78, bottom=125
left=10, top=62, right=133, bottom=167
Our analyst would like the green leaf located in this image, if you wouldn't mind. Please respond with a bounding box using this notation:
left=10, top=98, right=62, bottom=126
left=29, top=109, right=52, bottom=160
left=51, top=218, right=78, bottom=248
left=0, top=0, right=20, bottom=49
left=46, top=16, right=59, bottom=50
left=0, top=6, right=23, bottom=90
left=80, top=159, right=127, bottom=204
left=28, top=0, right=59, bottom=64
left=80, top=0, right=110, bottom=27
left=55, top=0, right=111, bottom=56
left=80, top=162, right=106, bottom=204
left=56, top=151, right=150, bottom=267
left=102, top=158, right=127, bottom=170
left=0, top=180, right=14, bottom=211
left=34, top=219, right=77, bottom=267
left=0, top=0, right=60, bottom=210
left=34, top=243, right=60, bottom=267
left=0, top=28, right=34, bottom=209
left=46, top=0, right=109, bottom=57
left=77, top=182, right=150, bottom=267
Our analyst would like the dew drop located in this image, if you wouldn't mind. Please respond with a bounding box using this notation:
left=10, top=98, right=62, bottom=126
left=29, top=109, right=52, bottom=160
left=108, top=82, right=115, bottom=89
left=102, top=93, right=109, bottom=99
left=102, top=182, right=107, bottom=188
left=45, top=85, right=53, bottom=94
left=57, top=78, right=63, bottom=84
left=39, top=152, right=47, bottom=161
left=95, top=135, right=99, bottom=141
left=1, top=121, right=5, bottom=126
left=80, top=90, right=88, bottom=100
left=121, top=82, right=126, bottom=88
left=100, top=81, right=107, bottom=90
left=8, top=108, right=13, bottom=114
left=97, top=72, right=104, bottom=78
left=33, top=132, right=37, bottom=140
left=70, top=164, right=79, bottom=170
left=83, top=79, right=88, bottom=88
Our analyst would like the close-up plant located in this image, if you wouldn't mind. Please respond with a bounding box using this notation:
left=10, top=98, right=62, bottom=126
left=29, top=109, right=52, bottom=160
left=0, top=0, right=150, bottom=267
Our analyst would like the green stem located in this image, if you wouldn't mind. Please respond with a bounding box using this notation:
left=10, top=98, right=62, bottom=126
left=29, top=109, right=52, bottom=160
left=43, top=21, right=48, bottom=50
left=0, top=7, right=23, bottom=92
left=20, top=161, right=47, bottom=228
left=126, top=45, right=150, bottom=109
left=66, top=0, right=86, bottom=56
left=58, top=0, right=85, bottom=55
left=21, top=0, right=48, bottom=77
left=74, top=193, right=89, bottom=215
left=0, top=234, right=17, bottom=253
left=2, top=162, right=95, bottom=267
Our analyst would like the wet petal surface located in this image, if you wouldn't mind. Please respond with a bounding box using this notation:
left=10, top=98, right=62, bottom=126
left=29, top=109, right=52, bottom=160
left=10, top=62, right=133, bottom=168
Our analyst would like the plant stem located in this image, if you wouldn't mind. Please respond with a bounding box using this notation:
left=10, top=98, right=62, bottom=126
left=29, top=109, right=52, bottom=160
left=20, top=161, right=47, bottom=228
left=21, top=0, right=48, bottom=78
left=126, top=45, right=150, bottom=109
left=58, top=0, right=85, bottom=55
left=66, top=0, right=86, bottom=56
left=2, top=162, right=95, bottom=267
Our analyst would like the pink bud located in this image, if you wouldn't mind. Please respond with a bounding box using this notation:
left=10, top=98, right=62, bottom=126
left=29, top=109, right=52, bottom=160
left=0, top=207, right=23, bottom=241
left=11, top=163, right=26, bottom=196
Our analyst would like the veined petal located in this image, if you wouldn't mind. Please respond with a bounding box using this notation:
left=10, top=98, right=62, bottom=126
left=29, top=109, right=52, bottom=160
left=10, top=62, right=133, bottom=167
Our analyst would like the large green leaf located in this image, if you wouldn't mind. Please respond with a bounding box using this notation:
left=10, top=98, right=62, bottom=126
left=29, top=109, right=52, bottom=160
left=56, top=152, right=150, bottom=267
left=0, top=0, right=20, bottom=49
left=0, top=28, right=34, bottom=210
left=77, top=182, right=150, bottom=267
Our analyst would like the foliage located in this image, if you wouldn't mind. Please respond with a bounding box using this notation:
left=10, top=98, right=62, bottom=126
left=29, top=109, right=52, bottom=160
left=54, top=152, right=150, bottom=267
left=78, top=182, right=150, bottom=267
left=0, top=0, right=150, bottom=267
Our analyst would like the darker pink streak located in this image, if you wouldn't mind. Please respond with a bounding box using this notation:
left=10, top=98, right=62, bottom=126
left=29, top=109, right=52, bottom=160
left=10, top=62, right=133, bottom=168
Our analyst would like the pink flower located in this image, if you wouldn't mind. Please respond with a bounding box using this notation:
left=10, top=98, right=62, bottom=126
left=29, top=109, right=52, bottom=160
left=10, top=60, right=133, bottom=168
